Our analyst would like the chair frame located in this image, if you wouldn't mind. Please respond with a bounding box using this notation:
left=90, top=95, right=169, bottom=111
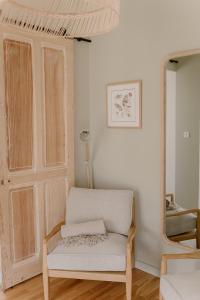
left=166, top=194, right=200, bottom=249
left=43, top=199, right=136, bottom=300
left=159, top=251, right=200, bottom=300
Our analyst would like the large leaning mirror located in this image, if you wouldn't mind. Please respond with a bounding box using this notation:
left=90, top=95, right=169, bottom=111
left=164, top=52, right=200, bottom=250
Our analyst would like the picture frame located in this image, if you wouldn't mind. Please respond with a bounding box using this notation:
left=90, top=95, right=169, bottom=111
left=107, top=80, right=142, bottom=128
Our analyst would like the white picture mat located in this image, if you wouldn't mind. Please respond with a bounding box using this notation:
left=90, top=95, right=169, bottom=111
left=107, top=81, right=141, bottom=128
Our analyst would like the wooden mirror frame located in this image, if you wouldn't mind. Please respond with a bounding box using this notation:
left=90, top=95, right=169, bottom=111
left=161, top=48, right=200, bottom=252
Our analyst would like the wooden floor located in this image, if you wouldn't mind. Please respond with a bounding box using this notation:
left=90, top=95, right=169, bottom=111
left=0, top=269, right=160, bottom=300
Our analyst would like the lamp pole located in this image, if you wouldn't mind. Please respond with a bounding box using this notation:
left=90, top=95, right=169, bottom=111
left=80, top=130, right=93, bottom=189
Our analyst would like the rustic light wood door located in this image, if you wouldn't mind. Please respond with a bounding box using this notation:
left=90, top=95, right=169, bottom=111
left=0, top=29, right=74, bottom=290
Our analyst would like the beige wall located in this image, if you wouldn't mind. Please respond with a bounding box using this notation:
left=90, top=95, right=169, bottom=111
left=175, top=55, right=200, bottom=209
left=75, top=0, right=200, bottom=272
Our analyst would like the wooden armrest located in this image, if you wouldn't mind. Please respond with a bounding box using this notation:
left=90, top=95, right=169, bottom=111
left=162, top=252, right=200, bottom=261
left=126, top=224, right=136, bottom=272
left=43, top=221, right=65, bottom=244
left=161, top=252, right=200, bottom=275
left=166, top=208, right=200, bottom=218
left=127, top=224, right=136, bottom=249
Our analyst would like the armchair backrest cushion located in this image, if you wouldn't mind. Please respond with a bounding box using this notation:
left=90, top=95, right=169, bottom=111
left=66, top=187, right=134, bottom=236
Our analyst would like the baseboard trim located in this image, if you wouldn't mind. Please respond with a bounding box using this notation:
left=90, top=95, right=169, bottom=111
left=135, top=260, right=160, bottom=277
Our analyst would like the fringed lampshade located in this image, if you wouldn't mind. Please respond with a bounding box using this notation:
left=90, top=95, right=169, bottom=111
left=0, top=0, right=120, bottom=38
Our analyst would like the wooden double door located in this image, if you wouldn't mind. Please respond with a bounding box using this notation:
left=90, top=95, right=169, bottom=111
left=0, top=27, right=74, bottom=290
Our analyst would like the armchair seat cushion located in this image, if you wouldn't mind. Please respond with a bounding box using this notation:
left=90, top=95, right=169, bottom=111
left=160, top=270, right=200, bottom=300
left=166, top=207, right=197, bottom=237
left=47, top=233, right=127, bottom=271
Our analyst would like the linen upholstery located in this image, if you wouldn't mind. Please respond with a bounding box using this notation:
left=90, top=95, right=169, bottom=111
left=47, top=233, right=127, bottom=271
left=61, top=220, right=106, bottom=238
left=166, top=207, right=197, bottom=237
left=66, top=188, right=134, bottom=236
left=160, top=270, right=200, bottom=300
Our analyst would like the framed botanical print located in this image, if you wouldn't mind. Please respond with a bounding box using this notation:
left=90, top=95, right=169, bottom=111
left=107, top=80, right=142, bottom=128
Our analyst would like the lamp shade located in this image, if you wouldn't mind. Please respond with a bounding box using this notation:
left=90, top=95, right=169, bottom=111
left=0, top=0, right=120, bottom=38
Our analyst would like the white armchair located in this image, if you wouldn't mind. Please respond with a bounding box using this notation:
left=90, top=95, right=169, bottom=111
left=160, top=252, right=200, bottom=300
left=43, top=187, right=136, bottom=300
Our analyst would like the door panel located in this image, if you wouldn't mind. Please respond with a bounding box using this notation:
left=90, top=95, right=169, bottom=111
left=10, top=187, right=36, bottom=262
left=0, top=181, right=44, bottom=289
left=4, top=40, right=33, bottom=171
left=43, top=48, right=65, bottom=167
left=8, top=183, right=43, bottom=287
left=0, top=29, right=74, bottom=290
left=44, top=178, right=68, bottom=252
left=45, top=178, right=67, bottom=234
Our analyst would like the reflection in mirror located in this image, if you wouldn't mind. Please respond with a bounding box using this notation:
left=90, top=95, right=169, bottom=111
left=165, top=54, right=200, bottom=249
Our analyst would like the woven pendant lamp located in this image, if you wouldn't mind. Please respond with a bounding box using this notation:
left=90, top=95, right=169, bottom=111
left=0, top=0, right=120, bottom=38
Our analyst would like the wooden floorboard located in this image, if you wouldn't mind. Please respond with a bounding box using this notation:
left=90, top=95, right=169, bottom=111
left=0, top=268, right=160, bottom=300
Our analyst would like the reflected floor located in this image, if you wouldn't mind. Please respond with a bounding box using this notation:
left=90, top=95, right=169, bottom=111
left=179, top=239, right=196, bottom=249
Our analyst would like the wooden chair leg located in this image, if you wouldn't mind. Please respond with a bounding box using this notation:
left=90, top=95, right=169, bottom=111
left=196, top=211, right=200, bottom=249
left=43, top=241, right=50, bottom=300
left=196, top=233, right=200, bottom=249
left=126, top=269, right=132, bottom=300
left=132, top=242, right=135, bottom=268
left=43, top=269, right=49, bottom=300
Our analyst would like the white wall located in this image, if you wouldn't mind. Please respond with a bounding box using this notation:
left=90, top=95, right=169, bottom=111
left=166, top=70, right=176, bottom=196
left=175, top=55, right=200, bottom=209
left=75, top=0, right=200, bottom=273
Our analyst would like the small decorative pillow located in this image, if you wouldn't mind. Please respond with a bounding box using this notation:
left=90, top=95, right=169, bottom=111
left=61, top=219, right=106, bottom=238
left=166, top=199, right=177, bottom=211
